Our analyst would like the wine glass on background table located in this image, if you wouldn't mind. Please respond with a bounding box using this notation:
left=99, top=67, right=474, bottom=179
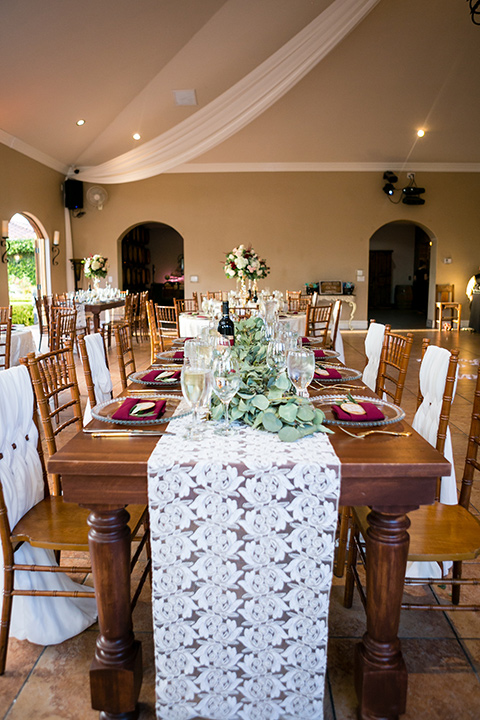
left=287, top=348, right=315, bottom=398
left=212, top=352, right=241, bottom=435
left=181, top=364, right=212, bottom=439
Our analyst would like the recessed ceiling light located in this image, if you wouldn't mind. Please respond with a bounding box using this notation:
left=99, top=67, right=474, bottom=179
left=417, top=128, right=425, bottom=138
left=76, top=119, right=85, bottom=126
left=133, top=133, right=141, bottom=140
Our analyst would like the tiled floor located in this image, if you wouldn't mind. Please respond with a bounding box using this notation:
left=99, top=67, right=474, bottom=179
left=1, top=327, right=480, bottom=719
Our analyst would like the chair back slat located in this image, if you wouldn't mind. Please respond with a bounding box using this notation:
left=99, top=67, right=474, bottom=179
left=459, top=366, right=480, bottom=510
left=146, top=300, right=161, bottom=363
left=114, top=323, right=136, bottom=389
left=375, top=330, right=414, bottom=406
left=0, top=307, right=12, bottom=370
left=305, top=303, right=333, bottom=345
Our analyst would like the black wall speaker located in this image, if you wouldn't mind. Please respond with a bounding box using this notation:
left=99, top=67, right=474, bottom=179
left=64, top=179, right=84, bottom=210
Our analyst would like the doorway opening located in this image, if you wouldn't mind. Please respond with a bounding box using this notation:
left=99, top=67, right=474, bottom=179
left=368, top=221, right=433, bottom=329
left=6, top=213, right=49, bottom=326
left=120, top=222, right=184, bottom=305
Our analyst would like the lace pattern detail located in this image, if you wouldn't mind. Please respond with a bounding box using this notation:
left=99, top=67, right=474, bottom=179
left=148, top=418, right=341, bottom=719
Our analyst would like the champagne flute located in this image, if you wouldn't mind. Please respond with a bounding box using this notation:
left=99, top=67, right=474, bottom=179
left=181, top=365, right=212, bottom=439
left=287, top=348, right=315, bottom=398
left=266, top=338, right=287, bottom=377
left=212, top=353, right=241, bottom=435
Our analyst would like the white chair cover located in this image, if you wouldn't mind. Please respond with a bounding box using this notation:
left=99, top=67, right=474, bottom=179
left=330, top=300, right=345, bottom=364
left=362, top=323, right=386, bottom=392
left=0, top=366, right=96, bottom=645
left=406, top=345, right=458, bottom=579
left=83, top=332, right=113, bottom=425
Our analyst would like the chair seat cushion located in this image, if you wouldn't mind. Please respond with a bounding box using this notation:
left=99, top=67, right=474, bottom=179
left=353, top=503, right=480, bottom=562
left=11, top=497, right=147, bottom=552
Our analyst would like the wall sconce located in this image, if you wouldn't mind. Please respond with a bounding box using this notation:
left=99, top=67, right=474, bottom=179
left=52, top=231, right=60, bottom=265
left=1, top=220, right=10, bottom=264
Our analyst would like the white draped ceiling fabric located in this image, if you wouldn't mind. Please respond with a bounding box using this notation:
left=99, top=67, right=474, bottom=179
left=74, top=0, right=380, bottom=185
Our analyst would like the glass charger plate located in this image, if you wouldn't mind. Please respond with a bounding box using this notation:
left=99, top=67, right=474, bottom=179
left=156, top=350, right=184, bottom=362
left=91, top=394, right=190, bottom=426
left=312, top=365, right=362, bottom=384
left=130, top=370, right=180, bottom=386
left=311, top=394, right=405, bottom=427
left=309, top=348, right=340, bottom=360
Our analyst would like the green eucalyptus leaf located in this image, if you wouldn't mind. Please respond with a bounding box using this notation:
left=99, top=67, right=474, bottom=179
left=297, top=405, right=315, bottom=422
left=278, top=426, right=301, bottom=442
left=274, top=373, right=290, bottom=391
left=278, top=403, right=298, bottom=424
left=252, top=394, right=269, bottom=410
left=262, top=412, right=283, bottom=433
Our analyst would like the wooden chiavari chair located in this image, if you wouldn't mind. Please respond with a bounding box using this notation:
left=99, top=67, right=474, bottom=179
left=0, top=306, right=12, bottom=370
left=305, top=303, right=333, bottom=345
left=287, top=295, right=311, bottom=313
left=200, top=292, right=222, bottom=302
left=146, top=300, right=161, bottom=365
left=155, top=305, right=178, bottom=352
left=114, top=322, right=137, bottom=390
left=334, top=328, right=413, bottom=578
left=174, top=296, right=199, bottom=316
left=230, top=307, right=253, bottom=321
left=286, top=290, right=302, bottom=303
left=48, top=306, right=77, bottom=352
left=77, top=331, right=112, bottom=412
left=135, top=290, right=149, bottom=342
left=344, top=347, right=464, bottom=613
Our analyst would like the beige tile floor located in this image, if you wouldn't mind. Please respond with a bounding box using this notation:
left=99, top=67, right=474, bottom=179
left=1, top=327, right=480, bottom=719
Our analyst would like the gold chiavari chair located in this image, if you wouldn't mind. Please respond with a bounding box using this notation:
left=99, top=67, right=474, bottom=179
left=146, top=300, right=161, bottom=365
left=305, top=303, right=333, bottom=345
left=0, top=306, right=13, bottom=370
left=230, top=307, right=253, bottom=321
left=286, top=290, right=302, bottom=302
left=288, top=295, right=311, bottom=313
left=155, top=305, right=178, bottom=352
left=114, top=322, right=137, bottom=390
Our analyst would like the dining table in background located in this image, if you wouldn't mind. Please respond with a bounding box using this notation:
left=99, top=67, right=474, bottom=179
left=82, top=298, right=125, bottom=332
left=48, top=367, right=449, bottom=720
left=10, top=325, right=36, bottom=366
left=317, top=293, right=357, bottom=330
left=178, top=311, right=306, bottom=338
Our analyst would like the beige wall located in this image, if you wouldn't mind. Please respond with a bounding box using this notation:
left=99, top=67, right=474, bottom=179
left=73, top=171, right=480, bottom=327
left=0, top=144, right=65, bottom=306
left=3, top=144, right=479, bottom=327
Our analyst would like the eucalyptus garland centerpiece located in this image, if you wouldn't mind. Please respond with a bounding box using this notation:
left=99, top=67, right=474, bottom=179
left=210, top=316, right=332, bottom=442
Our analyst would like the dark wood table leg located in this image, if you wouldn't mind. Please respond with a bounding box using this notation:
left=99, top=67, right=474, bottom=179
left=354, top=507, right=411, bottom=720
left=92, top=311, right=101, bottom=333
left=87, top=506, right=142, bottom=720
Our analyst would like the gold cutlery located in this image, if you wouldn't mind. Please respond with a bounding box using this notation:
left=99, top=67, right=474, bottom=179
left=338, top=426, right=412, bottom=439
left=83, top=429, right=171, bottom=437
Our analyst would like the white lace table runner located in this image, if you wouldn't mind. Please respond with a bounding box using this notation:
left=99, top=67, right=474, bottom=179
left=147, top=417, right=341, bottom=720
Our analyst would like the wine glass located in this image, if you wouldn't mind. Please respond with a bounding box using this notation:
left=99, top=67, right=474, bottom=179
left=266, top=338, right=287, bottom=377
left=212, top=353, right=241, bottom=435
left=181, top=364, right=212, bottom=439
left=287, top=348, right=315, bottom=398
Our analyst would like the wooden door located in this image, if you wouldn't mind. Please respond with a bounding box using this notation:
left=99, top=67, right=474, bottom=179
left=369, top=250, right=393, bottom=308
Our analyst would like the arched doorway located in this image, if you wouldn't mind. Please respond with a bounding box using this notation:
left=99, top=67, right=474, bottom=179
left=5, top=213, right=50, bottom=325
left=120, top=222, right=184, bottom=305
left=368, top=221, right=434, bottom=329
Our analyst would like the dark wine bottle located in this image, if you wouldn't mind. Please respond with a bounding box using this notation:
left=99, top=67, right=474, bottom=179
left=217, top=301, right=235, bottom=344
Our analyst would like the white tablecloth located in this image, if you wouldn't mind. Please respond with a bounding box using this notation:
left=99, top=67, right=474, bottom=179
left=179, top=313, right=306, bottom=338
left=10, top=328, right=36, bottom=366
left=148, top=417, right=341, bottom=720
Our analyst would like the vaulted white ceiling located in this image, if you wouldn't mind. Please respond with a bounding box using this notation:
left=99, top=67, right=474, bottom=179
left=1, top=0, right=479, bottom=177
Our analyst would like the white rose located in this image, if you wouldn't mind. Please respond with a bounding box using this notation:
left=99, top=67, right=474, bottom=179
left=91, top=260, right=101, bottom=271
left=236, top=257, right=247, bottom=269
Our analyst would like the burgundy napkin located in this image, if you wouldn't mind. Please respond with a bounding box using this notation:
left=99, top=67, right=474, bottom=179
left=173, top=351, right=184, bottom=360
left=141, top=369, right=180, bottom=383
left=331, top=402, right=385, bottom=422
left=302, top=337, right=311, bottom=344
left=314, top=367, right=342, bottom=380
left=112, top=397, right=167, bottom=422
left=313, top=349, right=327, bottom=359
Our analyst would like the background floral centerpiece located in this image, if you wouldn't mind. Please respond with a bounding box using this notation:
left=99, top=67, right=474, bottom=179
left=224, top=244, right=269, bottom=281
left=83, top=254, right=108, bottom=289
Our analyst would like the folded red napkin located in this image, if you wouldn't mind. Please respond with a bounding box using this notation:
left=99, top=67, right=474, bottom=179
left=314, top=367, right=342, bottom=380
left=302, top=337, right=311, bottom=344
left=313, top=349, right=326, bottom=358
left=112, top=398, right=167, bottom=422
left=173, top=351, right=184, bottom=360
left=331, top=402, right=385, bottom=422
left=141, top=369, right=180, bottom=383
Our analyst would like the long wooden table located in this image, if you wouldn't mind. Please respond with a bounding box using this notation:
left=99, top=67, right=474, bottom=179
left=83, top=298, right=125, bottom=332
left=48, top=378, right=449, bottom=720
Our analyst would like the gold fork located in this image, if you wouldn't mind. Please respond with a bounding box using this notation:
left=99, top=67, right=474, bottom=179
left=338, top=426, right=412, bottom=439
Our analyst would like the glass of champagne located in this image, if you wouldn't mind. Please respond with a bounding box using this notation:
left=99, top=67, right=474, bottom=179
left=181, top=364, right=212, bottom=439
left=266, top=338, right=287, bottom=377
left=287, top=348, right=315, bottom=398
left=212, top=352, right=241, bottom=435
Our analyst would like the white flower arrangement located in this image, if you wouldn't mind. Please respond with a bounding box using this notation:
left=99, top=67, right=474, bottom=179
left=83, top=254, right=108, bottom=278
left=224, top=244, right=269, bottom=281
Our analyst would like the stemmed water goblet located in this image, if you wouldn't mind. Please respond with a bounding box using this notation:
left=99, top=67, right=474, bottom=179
left=212, top=352, right=241, bottom=435
left=266, top=338, right=287, bottom=378
left=287, top=348, right=315, bottom=398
